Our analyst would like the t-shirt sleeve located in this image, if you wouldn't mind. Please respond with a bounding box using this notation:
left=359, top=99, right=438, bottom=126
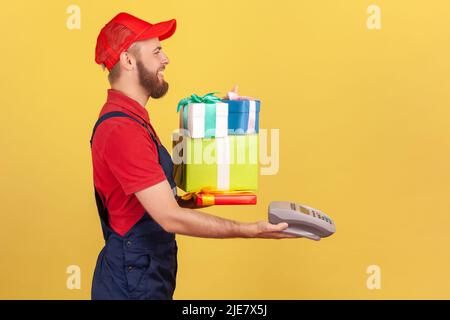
left=104, top=122, right=167, bottom=195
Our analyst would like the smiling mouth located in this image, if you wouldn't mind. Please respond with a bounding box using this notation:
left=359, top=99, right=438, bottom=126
left=157, top=69, right=165, bottom=79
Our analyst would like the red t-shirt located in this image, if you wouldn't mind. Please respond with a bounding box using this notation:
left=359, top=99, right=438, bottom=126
left=91, top=89, right=167, bottom=236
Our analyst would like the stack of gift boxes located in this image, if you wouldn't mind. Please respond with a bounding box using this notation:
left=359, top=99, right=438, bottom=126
left=172, top=93, right=260, bottom=206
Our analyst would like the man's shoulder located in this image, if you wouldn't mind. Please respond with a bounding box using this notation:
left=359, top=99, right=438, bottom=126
left=94, top=119, right=158, bottom=160
left=93, top=110, right=150, bottom=147
left=100, top=116, right=148, bottom=140
left=97, top=104, right=144, bottom=129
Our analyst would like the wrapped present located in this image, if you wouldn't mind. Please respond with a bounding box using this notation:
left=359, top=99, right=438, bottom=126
left=222, top=99, right=260, bottom=135
left=172, top=132, right=259, bottom=192
left=181, top=189, right=257, bottom=206
left=197, top=192, right=257, bottom=206
left=177, top=93, right=228, bottom=138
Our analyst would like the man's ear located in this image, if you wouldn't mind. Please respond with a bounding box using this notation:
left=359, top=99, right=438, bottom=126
left=119, top=51, right=135, bottom=71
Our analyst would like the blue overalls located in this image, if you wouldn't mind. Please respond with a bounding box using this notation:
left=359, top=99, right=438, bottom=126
left=90, top=111, right=178, bottom=300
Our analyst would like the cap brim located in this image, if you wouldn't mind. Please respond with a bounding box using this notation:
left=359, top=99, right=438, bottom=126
left=138, top=18, right=177, bottom=42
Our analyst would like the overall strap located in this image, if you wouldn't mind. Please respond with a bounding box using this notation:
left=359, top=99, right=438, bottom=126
left=90, top=111, right=159, bottom=231
left=90, top=111, right=159, bottom=147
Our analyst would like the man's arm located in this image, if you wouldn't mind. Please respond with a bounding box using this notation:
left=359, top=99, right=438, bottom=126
left=135, top=180, right=295, bottom=239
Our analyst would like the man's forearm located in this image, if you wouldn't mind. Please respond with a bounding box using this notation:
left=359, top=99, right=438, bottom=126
left=135, top=181, right=257, bottom=239
left=162, top=206, right=253, bottom=238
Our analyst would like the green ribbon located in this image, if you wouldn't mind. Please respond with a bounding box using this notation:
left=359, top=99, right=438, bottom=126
left=177, top=92, right=222, bottom=112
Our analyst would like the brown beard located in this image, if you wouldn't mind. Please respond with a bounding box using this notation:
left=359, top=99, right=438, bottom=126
left=136, top=59, right=169, bottom=99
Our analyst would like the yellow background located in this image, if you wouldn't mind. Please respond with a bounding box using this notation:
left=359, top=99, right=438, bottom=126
left=1, top=0, right=449, bottom=299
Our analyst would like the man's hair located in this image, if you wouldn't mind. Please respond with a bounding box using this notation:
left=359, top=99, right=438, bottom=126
left=105, top=42, right=142, bottom=84
left=108, top=63, right=121, bottom=83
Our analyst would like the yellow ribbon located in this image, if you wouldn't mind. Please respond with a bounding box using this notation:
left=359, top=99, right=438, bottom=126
left=200, top=194, right=216, bottom=206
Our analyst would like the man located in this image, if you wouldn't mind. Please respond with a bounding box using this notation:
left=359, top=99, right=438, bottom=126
left=90, top=12, right=296, bottom=300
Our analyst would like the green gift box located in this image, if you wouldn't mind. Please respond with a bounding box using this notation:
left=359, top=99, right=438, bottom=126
left=172, top=132, right=259, bottom=192
left=177, top=92, right=228, bottom=138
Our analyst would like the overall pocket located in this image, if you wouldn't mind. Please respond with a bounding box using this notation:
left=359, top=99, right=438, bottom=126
left=131, top=242, right=178, bottom=300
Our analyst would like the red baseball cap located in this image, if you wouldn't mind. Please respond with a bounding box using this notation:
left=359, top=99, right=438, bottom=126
left=95, top=12, right=177, bottom=71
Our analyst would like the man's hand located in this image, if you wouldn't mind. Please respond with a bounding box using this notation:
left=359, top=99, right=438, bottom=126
left=177, top=196, right=213, bottom=209
left=243, top=221, right=299, bottom=239
left=222, top=84, right=256, bottom=100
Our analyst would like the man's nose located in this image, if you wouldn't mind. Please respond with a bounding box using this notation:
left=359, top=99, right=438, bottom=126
left=161, top=52, right=170, bottom=65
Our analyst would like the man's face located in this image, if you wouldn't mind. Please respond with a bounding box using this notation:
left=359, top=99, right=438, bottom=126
left=133, top=38, right=170, bottom=99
